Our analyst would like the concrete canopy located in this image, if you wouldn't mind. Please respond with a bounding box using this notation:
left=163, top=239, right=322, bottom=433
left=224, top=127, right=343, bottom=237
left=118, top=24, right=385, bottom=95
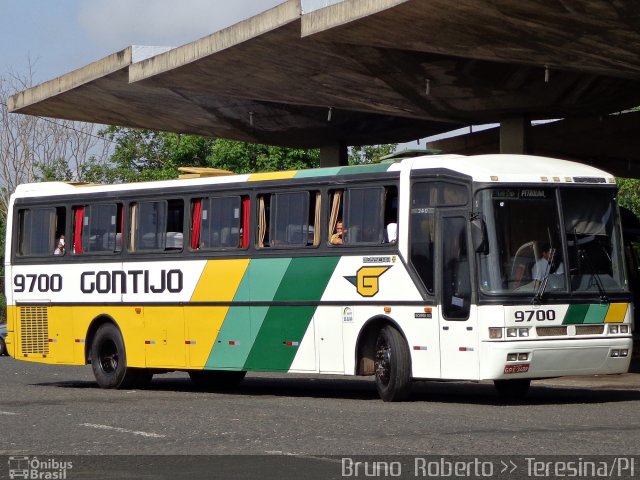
left=8, top=0, right=640, bottom=164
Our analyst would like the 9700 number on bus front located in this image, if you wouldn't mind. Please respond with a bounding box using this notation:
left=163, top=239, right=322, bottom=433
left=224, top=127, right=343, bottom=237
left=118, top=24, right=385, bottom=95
left=514, top=309, right=556, bottom=322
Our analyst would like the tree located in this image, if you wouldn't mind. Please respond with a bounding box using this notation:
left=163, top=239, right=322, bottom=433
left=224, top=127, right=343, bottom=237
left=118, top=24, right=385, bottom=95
left=349, top=144, right=398, bottom=165
left=1, top=66, right=111, bottom=213
left=100, top=127, right=321, bottom=181
left=101, top=126, right=215, bottom=182
left=102, top=127, right=400, bottom=180
left=617, top=178, right=640, bottom=218
left=208, top=139, right=319, bottom=173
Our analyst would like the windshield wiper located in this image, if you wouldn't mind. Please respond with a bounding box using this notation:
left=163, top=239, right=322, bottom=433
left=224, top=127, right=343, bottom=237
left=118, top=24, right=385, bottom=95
left=579, top=248, right=609, bottom=304
left=532, top=249, right=554, bottom=305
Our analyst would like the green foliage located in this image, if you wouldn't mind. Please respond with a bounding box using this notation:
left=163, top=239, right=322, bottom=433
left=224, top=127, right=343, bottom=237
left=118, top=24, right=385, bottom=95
left=207, top=140, right=319, bottom=173
left=101, top=126, right=216, bottom=182
left=100, top=128, right=322, bottom=180
left=617, top=178, right=640, bottom=217
left=349, top=144, right=398, bottom=165
left=34, top=158, right=73, bottom=182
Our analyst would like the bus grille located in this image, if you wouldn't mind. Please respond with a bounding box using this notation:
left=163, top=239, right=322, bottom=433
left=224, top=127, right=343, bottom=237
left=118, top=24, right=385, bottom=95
left=536, top=326, right=567, bottom=337
left=20, top=306, right=49, bottom=355
left=575, top=325, right=604, bottom=335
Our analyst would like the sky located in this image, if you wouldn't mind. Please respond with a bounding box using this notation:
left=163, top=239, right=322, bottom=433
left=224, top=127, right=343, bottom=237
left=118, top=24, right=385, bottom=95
left=1, top=0, right=285, bottom=83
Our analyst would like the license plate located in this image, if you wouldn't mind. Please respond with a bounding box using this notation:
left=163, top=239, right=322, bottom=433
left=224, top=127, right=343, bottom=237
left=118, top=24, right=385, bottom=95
left=504, top=364, right=529, bottom=374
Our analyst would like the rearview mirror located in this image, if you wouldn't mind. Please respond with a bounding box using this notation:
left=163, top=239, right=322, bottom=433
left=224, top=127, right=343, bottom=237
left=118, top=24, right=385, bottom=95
left=471, top=217, right=489, bottom=254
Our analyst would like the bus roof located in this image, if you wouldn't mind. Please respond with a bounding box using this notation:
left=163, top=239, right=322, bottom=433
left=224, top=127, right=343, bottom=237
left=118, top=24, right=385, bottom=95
left=11, top=154, right=615, bottom=198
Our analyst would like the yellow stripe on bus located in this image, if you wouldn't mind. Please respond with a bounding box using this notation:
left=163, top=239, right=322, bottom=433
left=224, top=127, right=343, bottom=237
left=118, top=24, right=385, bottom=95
left=191, top=259, right=250, bottom=302
left=248, top=171, right=297, bottom=182
left=604, top=303, right=628, bottom=323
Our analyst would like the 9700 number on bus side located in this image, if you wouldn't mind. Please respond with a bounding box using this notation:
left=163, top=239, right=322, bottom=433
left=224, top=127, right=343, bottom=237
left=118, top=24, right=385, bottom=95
left=514, top=309, right=556, bottom=322
left=14, top=274, right=62, bottom=293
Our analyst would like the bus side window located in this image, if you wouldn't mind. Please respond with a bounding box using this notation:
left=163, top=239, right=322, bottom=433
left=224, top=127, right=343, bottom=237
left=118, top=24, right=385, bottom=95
left=344, top=187, right=384, bottom=244
left=73, top=203, right=122, bottom=255
left=16, top=207, right=64, bottom=257
left=258, top=191, right=318, bottom=248
left=130, top=199, right=184, bottom=252
left=192, top=196, right=246, bottom=250
left=384, top=186, right=398, bottom=243
left=410, top=211, right=435, bottom=294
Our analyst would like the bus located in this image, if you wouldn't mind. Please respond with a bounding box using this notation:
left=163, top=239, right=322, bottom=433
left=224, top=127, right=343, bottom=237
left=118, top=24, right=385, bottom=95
left=4, top=154, right=633, bottom=401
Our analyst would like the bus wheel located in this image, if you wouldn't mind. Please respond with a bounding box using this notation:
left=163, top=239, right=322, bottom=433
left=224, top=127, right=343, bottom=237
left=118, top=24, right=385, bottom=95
left=374, top=326, right=412, bottom=402
left=189, top=370, right=247, bottom=389
left=90, top=323, right=137, bottom=389
left=494, top=379, right=531, bottom=401
left=0, top=336, right=6, bottom=356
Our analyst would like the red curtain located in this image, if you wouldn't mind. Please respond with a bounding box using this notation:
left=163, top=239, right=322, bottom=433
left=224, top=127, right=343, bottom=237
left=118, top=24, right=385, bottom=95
left=74, top=207, right=84, bottom=254
left=241, top=196, right=250, bottom=249
left=191, top=199, right=202, bottom=249
left=119, top=206, right=124, bottom=250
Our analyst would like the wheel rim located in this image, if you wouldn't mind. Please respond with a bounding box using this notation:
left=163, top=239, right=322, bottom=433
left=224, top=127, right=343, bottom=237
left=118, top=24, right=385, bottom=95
left=375, top=335, right=391, bottom=386
left=99, top=340, right=118, bottom=375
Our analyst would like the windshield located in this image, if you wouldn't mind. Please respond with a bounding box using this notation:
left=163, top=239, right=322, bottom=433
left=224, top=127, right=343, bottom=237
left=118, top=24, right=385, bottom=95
left=477, top=187, right=627, bottom=296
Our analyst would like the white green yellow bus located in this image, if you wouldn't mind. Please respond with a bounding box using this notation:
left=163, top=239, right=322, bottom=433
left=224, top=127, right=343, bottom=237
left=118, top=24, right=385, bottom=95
left=4, top=154, right=633, bottom=401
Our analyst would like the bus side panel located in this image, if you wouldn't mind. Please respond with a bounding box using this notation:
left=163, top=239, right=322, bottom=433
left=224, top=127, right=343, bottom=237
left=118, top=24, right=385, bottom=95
left=190, top=259, right=250, bottom=369
left=204, top=258, right=285, bottom=371
left=49, top=306, right=75, bottom=364
left=143, top=306, right=186, bottom=368
left=318, top=256, right=430, bottom=377
left=244, top=257, right=339, bottom=372
left=312, top=306, right=345, bottom=374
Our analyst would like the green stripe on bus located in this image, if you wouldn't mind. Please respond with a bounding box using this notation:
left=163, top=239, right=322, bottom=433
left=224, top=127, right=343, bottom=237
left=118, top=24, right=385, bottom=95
left=205, top=258, right=291, bottom=370
left=584, top=304, right=609, bottom=324
left=337, top=164, right=392, bottom=175
left=244, top=256, right=340, bottom=371
left=294, top=164, right=392, bottom=178
left=563, top=304, right=610, bottom=324
left=563, top=304, right=590, bottom=324
left=295, top=167, right=343, bottom=178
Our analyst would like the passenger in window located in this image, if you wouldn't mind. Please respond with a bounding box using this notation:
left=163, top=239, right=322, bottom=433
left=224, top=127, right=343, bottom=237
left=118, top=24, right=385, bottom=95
left=53, top=235, right=66, bottom=256
left=330, top=220, right=344, bottom=245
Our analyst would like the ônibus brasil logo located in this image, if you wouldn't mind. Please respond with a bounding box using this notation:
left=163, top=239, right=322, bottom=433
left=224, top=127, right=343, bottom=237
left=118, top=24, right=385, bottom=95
left=8, top=456, right=73, bottom=479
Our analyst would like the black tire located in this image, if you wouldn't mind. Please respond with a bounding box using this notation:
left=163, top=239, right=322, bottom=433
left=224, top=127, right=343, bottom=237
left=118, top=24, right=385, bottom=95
left=90, top=323, right=138, bottom=389
left=374, top=325, right=412, bottom=401
left=0, top=337, right=6, bottom=356
left=189, top=370, right=247, bottom=389
left=494, top=379, right=531, bottom=401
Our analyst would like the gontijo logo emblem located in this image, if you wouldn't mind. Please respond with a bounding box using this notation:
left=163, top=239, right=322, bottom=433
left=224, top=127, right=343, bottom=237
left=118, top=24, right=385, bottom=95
left=345, top=266, right=391, bottom=297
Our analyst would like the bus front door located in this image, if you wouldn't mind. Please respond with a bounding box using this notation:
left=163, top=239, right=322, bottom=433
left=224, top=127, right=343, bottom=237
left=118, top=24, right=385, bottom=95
left=438, top=213, right=480, bottom=379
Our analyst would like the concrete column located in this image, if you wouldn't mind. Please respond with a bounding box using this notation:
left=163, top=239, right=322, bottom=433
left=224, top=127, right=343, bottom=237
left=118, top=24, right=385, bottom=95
left=319, top=142, right=348, bottom=167
left=500, top=117, right=531, bottom=154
